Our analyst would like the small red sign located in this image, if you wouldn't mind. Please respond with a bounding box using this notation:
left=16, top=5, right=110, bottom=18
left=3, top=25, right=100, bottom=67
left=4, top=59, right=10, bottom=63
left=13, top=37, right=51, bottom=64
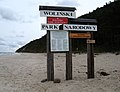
left=47, top=17, right=68, bottom=24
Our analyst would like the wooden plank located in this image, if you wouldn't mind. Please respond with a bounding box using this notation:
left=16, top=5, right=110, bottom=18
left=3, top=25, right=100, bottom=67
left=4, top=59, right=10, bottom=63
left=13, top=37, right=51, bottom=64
left=87, top=40, right=95, bottom=43
left=70, top=33, right=91, bottom=38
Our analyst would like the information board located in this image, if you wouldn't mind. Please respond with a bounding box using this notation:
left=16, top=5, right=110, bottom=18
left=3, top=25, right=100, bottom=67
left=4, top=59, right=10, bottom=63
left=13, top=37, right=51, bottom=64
left=50, top=31, right=69, bottom=52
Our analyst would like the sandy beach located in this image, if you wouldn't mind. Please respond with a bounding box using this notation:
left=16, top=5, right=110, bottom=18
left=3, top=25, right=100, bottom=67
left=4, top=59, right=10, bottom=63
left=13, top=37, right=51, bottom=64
left=0, top=53, right=120, bottom=92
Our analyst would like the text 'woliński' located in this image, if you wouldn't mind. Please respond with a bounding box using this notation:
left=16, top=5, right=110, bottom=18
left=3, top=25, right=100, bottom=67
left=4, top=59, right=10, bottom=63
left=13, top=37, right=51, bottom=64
left=40, top=10, right=76, bottom=18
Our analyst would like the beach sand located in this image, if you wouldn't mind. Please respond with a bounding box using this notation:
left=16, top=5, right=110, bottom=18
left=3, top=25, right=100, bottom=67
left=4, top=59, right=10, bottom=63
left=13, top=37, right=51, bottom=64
left=0, top=53, right=120, bottom=92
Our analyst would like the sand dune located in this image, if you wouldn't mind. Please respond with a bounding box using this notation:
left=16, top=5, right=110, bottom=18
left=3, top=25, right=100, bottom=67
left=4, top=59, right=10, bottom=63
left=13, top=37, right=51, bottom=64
left=0, top=53, right=120, bottom=92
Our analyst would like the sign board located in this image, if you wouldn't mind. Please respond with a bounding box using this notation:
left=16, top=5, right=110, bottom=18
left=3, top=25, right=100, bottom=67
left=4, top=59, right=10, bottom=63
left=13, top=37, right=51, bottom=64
left=70, top=33, right=91, bottom=38
left=87, top=40, right=95, bottom=43
left=40, top=10, right=76, bottom=18
left=47, top=17, right=68, bottom=24
left=41, top=24, right=61, bottom=30
left=63, top=24, right=97, bottom=31
left=50, top=31, right=69, bottom=52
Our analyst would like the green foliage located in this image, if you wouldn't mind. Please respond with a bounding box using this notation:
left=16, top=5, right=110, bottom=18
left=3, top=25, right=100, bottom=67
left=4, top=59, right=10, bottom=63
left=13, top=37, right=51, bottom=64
left=16, top=35, right=46, bottom=53
left=78, top=0, right=120, bottom=52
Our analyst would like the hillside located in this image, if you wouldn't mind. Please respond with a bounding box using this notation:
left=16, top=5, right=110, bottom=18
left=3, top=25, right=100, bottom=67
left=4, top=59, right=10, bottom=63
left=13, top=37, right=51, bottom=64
left=16, top=35, right=46, bottom=53
left=79, top=0, right=120, bottom=52
left=16, top=0, right=120, bottom=53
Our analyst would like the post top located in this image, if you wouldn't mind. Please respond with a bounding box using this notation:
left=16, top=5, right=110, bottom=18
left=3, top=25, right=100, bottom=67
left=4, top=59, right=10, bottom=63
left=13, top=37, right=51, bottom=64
left=68, top=18, right=97, bottom=24
left=39, top=5, right=76, bottom=11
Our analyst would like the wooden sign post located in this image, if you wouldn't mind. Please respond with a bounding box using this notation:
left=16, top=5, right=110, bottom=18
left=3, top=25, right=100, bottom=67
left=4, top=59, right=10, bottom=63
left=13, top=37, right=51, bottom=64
left=68, top=18, right=97, bottom=79
left=39, top=5, right=76, bottom=81
left=40, top=6, right=97, bottom=81
left=87, top=32, right=95, bottom=78
left=66, top=32, right=72, bottom=80
left=47, top=30, right=54, bottom=81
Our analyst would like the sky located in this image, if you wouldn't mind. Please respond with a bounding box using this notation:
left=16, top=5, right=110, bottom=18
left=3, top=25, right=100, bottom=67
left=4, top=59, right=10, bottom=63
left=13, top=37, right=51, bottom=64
left=0, top=0, right=114, bottom=52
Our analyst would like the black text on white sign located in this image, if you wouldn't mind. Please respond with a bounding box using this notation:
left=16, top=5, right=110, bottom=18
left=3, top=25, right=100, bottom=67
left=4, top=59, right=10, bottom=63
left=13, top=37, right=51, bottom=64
left=63, top=24, right=97, bottom=31
left=40, top=10, right=76, bottom=18
left=41, top=24, right=61, bottom=30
